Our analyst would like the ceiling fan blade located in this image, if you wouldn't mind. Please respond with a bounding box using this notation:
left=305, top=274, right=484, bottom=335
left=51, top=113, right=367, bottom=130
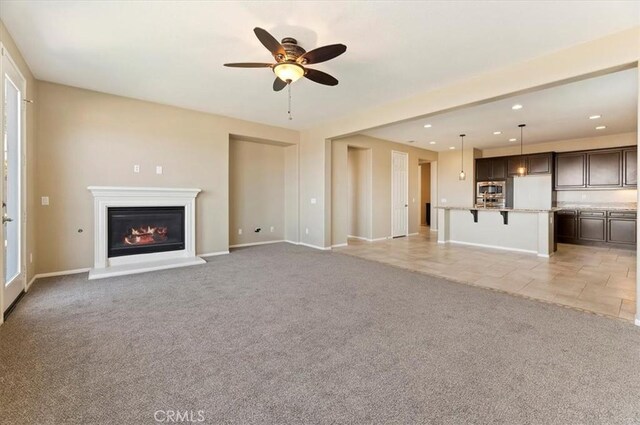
left=273, top=77, right=287, bottom=91
left=298, top=44, right=347, bottom=65
left=254, top=27, right=286, bottom=58
left=304, top=68, right=339, bottom=86
left=224, top=62, right=273, bottom=68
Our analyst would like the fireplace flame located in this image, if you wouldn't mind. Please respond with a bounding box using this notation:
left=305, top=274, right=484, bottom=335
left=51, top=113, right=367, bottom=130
left=124, top=226, right=168, bottom=245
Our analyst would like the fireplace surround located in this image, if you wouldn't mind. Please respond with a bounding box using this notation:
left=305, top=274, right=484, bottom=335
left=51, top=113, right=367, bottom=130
left=88, top=186, right=205, bottom=279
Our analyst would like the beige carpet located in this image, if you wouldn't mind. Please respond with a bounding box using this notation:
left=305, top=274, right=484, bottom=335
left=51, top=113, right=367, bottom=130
left=1, top=243, right=639, bottom=424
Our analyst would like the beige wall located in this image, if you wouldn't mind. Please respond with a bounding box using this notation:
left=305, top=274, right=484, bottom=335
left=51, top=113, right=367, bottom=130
left=1, top=21, right=38, bottom=287
left=36, top=82, right=298, bottom=273
left=331, top=135, right=437, bottom=245
left=420, top=163, right=431, bottom=225
left=437, top=148, right=481, bottom=207
left=229, top=139, right=287, bottom=246
left=347, top=147, right=371, bottom=239
left=481, top=132, right=637, bottom=157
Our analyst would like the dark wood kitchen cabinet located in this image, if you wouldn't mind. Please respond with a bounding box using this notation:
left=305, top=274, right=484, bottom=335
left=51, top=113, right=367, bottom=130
left=527, top=153, right=553, bottom=175
left=586, top=149, right=622, bottom=188
left=556, top=209, right=636, bottom=249
left=555, top=146, right=635, bottom=190
left=608, top=217, right=637, bottom=245
left=476, top=157, right=507, bottom=181
left=555, top=152, right=586, bottom=189
left=623, top=148, right=637, bottom=187
left=578, top=211, right=606, bottom=242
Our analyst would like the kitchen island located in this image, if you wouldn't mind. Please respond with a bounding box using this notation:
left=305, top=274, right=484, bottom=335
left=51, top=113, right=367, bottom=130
left=436, top=206, right=559, bottom=257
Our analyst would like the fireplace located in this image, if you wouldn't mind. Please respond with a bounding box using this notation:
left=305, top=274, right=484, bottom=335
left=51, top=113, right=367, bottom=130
left=88, top=186, right=205, bottom=280
left=108, top=206, right=185, bottom=258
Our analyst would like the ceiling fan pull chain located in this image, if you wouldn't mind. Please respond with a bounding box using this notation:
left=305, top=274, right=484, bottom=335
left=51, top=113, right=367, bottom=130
left=288, top=83, right=293, bottom=120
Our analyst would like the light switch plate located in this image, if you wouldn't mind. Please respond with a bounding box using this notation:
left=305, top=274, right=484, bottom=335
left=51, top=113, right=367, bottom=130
left=133, top=164, right=140, bottom=173
left=310, top=198, right=317, bottom=204
left=156, top=166, right=163, bottom=175
left=41, top=196, right=49, bottom=206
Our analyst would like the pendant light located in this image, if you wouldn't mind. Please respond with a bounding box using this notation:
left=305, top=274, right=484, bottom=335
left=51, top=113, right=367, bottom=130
left=517, top=124, right=526, bottom=176
left=458, top=134, right=466, bottom=181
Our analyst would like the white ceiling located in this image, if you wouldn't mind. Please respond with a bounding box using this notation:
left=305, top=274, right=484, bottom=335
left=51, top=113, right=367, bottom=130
left=363, top=68, right=638, bottom=151
left=2, top=1, right=638, bottom=129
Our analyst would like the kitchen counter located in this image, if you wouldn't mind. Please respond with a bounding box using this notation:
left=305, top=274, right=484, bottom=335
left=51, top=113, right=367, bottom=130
left=437, top=207, right=555, bottom=257
left=554, top=203, right=637, bottom=211
left=437, top=205, right=562, bottom=213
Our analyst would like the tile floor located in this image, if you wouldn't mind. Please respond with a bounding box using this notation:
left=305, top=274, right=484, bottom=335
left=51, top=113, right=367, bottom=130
left=334, top=227, right=637, bottom=322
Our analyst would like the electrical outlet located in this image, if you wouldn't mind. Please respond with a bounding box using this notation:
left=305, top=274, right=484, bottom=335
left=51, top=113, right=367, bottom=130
left=133, top=164, right=140, bottom=173
left=270, top=226, right=274, bottom=232
left=156, top=165, right=163, bottom=175
left=238, top=228, right=242, bottom=235
left=310, top=198, right=317, bottom=204
left=305, top=228, right=309, bottom=235
left=41, top=196, right=49, bottom=206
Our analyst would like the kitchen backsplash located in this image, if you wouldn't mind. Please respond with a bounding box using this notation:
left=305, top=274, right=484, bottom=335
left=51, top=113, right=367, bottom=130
left=555, top=189, right=637, bottom=204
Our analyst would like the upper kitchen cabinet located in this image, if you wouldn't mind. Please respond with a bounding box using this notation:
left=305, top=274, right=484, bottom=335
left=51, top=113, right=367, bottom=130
left=554, top=146, right=635, bottom=190
left=623, top=148, right=637, bottom=187
left=527, top=153, right=553, bottom=175
left=555, top=152, right=586, bottom=189
left=476, top=157, right=507, bottom=181
left=507, top=153, right=552, bottom=177
left=586, top=149, right=622, bottom=188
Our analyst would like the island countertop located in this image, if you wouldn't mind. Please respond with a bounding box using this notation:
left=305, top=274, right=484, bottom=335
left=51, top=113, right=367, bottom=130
left=436, top=205, right=561, bottom=213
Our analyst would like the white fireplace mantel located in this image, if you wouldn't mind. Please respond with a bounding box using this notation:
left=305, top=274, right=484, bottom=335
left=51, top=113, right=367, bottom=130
left=88, top=186, right=205, bottom=280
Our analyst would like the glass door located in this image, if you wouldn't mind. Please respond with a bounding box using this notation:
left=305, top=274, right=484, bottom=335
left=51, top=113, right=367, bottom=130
left=2, top=47, right=26, bottom=315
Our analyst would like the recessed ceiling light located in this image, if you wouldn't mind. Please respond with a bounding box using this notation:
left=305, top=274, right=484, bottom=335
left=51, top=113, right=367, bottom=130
left=509, top=138, right=517, bottom=142
left=449, top=146, right=455, bottom=150
left=423, top=124, right=432, bottom=128
left=512, top=104, right=523, bottom=110
left=589, top=115, right=601, bottom=120
left=595, top=125, right=606, bottom=130
left=493, top=131, right=502, bottom=135
left=429, top=141, right=436, bottom=145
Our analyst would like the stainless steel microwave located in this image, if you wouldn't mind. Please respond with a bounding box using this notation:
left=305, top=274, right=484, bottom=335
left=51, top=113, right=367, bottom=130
left=477, top=181, right=506, bottom=196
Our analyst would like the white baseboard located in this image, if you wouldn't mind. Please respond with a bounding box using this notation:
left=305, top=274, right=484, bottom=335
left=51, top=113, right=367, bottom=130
left=229, top=240, right=284, bottom=248
left=331, top=243, right=348, bottom=248
left=371, top=236, right=391, bottom=242
left=284, top=240, right=300, bottom=245
left=199, top=250, right=230, bottom=258
left=298, top=242, right=331, bottom=251
left=26, top=275, right=37, bottom=290
left=447, top=240, right=538, bottom=255
left=347, top=235, right=371, bottom=241
left=34, top=268, right=91, bottom=279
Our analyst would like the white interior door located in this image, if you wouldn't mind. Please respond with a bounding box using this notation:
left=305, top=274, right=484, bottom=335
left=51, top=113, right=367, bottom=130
left=2, top=46, right=26, bottom=314
left=391, top=151, right=408, bottom=237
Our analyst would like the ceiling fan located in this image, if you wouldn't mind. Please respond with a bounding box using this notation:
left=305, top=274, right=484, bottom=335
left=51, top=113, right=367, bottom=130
left=224, top=27, right=347, bottom=91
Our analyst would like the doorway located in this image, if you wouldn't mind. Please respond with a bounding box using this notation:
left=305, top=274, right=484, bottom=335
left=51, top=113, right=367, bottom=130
left=419, top=162, right=431, bottom=232
left=347, top=147, right=372, bottom=241
left=391, top=150, right=408, bottom=238
left=1, top=46, right=27, bottom=317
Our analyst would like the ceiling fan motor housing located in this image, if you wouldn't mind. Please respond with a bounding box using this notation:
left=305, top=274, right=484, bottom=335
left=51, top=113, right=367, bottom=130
left=279, top=37, right=306, bottom=62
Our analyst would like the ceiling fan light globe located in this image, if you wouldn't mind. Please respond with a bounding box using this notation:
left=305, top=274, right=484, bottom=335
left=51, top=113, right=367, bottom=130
left=274, top=63, right=305, bottom=83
